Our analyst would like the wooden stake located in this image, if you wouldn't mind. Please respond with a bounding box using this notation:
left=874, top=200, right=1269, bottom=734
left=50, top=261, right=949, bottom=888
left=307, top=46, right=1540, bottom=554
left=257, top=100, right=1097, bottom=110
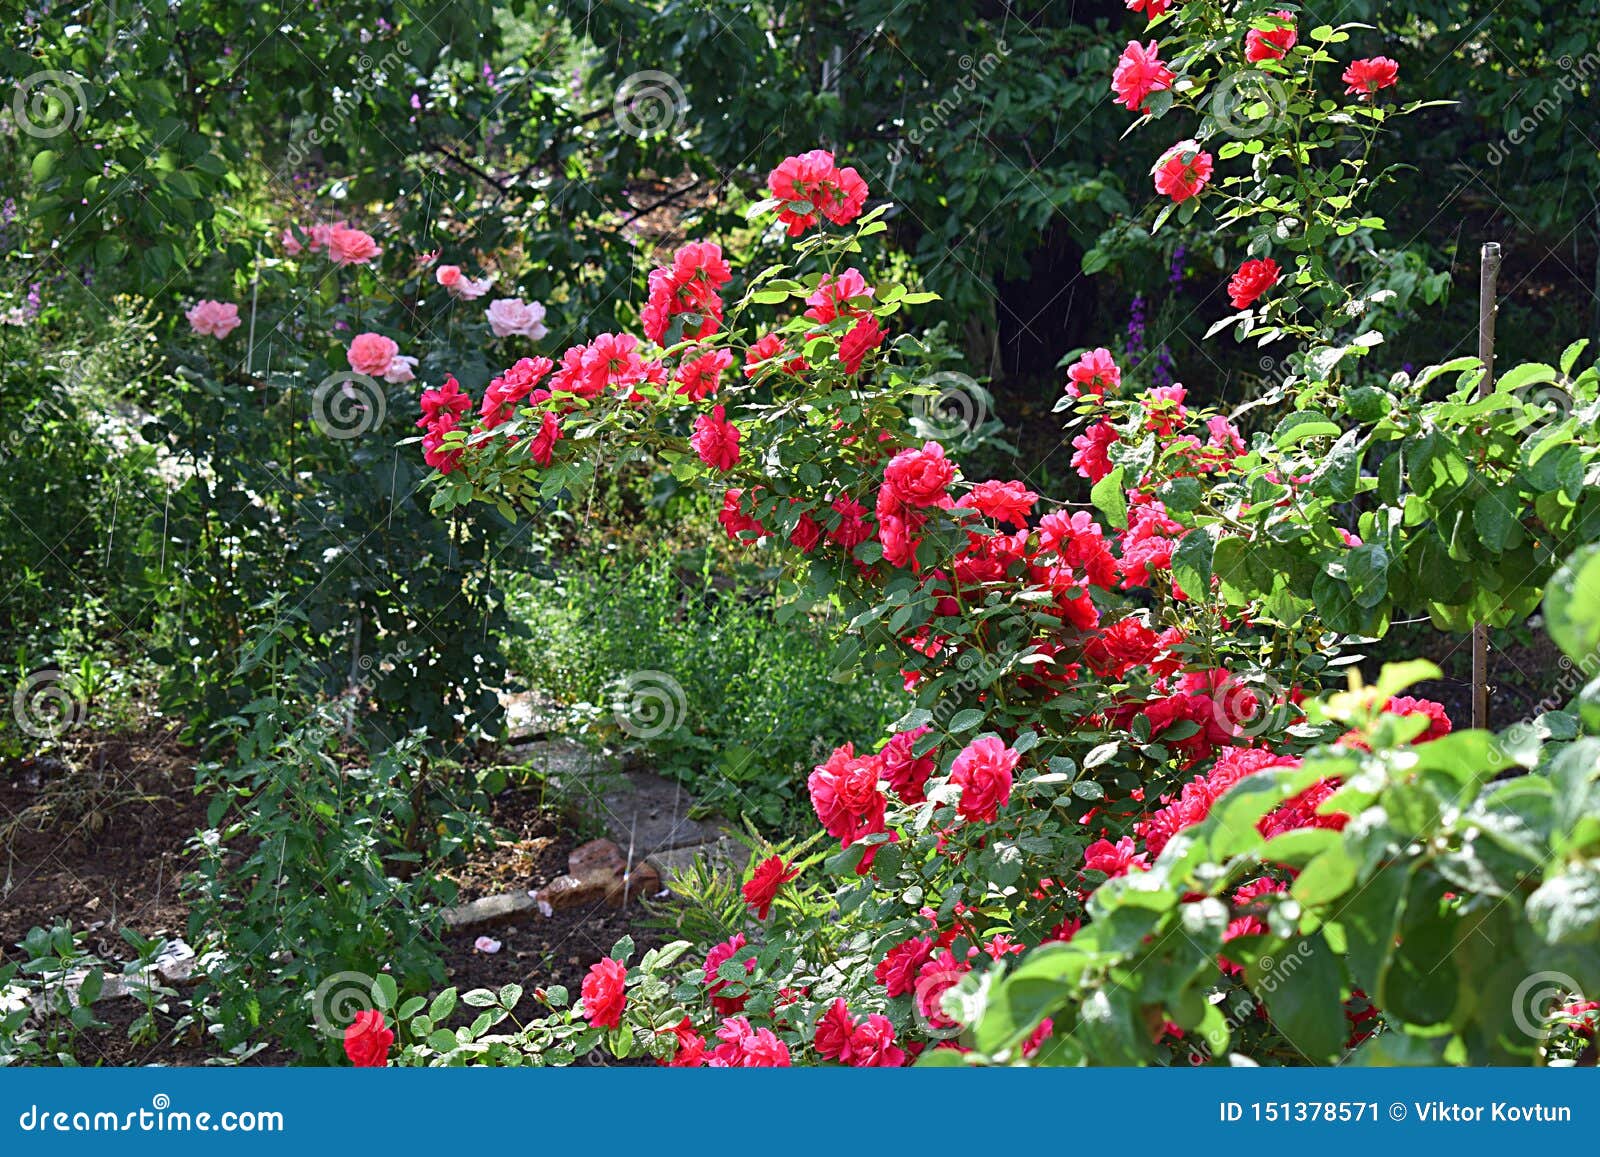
left=1472, top=242, right=1502, bottom=731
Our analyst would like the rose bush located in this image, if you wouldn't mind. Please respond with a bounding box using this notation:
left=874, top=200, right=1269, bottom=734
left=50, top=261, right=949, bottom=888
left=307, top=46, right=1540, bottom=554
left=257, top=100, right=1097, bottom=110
left=392, top=1, right=1600, bottom=1067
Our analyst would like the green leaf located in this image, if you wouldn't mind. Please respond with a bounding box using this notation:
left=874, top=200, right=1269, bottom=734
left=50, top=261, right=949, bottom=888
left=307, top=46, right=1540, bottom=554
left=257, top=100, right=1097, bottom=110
left=1274, top=412, right=1342, bottom=448
left=947, top=708, right=986, bottom=733
left=1379, top=873, right=1458, bottom=1026
left=371, top=973, right=398, bottom=1011
left=1526, top=865, right=1600, bottom=945
left=1091, top=467, right=1128, bottom=530
left=1291, top=845, right=1358, bottom=906
left=1545, top=544, right=1600, bottom=665
left=1247, top=933, right=1347, bottom=1061
left=429, top=987, right=458, bottom=1023
left=1472, top=492, right=1520, bottom=553
left=1171, top=529, right=1214, bottom=600
left=1335, top=864, right=1407, bottom=992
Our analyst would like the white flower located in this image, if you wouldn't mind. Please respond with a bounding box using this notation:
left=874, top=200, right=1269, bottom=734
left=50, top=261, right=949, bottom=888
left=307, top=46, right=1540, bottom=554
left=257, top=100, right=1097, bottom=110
left=486, top=297, right=548, bottom=340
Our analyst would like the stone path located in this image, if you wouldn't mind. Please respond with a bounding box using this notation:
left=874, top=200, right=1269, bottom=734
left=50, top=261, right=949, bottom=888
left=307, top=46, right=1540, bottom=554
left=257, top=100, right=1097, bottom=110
left=440, top=735, right=747, bottom=931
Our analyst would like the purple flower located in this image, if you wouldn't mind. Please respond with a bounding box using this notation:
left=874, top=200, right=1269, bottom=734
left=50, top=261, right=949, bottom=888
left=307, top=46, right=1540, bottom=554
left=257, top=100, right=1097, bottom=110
left=1126, top=294, right=1148, bottom=359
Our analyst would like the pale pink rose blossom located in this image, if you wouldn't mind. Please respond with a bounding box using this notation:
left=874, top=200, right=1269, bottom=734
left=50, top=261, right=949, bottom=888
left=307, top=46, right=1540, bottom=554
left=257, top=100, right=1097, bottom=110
left=383, top=354, right=418, bottom=384
left=326, top=224, right=382, bottom=266
left=485, top=297, right=548, bottom=339
left=186, top=299, right=241, bottom=339
left=473, top=936, right=502, bottom=954
left=346, top=332, right=401, bottom=378
left=436, top=265, right=495, bottom=300
left=280, top=227, right=303, bottom=256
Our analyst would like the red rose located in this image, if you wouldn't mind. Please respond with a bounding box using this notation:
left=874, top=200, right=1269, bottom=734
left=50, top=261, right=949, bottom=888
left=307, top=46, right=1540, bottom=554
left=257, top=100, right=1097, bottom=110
left=1342, top=56, right=1398, bottom=100
left=343, top=1009, right=393, bottom=1067
left=1227, top=257, right=1281, bottom=310
left=742, top=855, right=800, bottom=920
left=580, top=957, right=628, bottom=1030
left=1245, top=12, right=1296, bottom=62
left=883, top=441, right=955, bottom=507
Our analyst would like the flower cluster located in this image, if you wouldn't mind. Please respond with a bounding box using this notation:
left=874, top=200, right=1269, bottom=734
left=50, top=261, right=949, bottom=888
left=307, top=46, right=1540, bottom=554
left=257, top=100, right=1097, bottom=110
left=1114, top=8, right=1402, bottom=319
left=766, top=149, right=869, bottom=237
left=281, top=220, right=383, bottom=266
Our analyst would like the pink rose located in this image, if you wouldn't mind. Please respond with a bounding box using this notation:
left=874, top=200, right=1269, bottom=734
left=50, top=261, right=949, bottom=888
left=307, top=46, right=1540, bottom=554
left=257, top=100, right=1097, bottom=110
left=326, top=224, right=382, bottom=266
left=279, top=228, right=303, bottom=256
left=382, top=354, right=418, bottom=384
left=485, top=297, right=548, bottom=339
left=437, top=265, right=495, bottom=301
left=307, top=220, right=345, bottom=252
left=949, top=735, right=1018, bottom=823
left=346, top=332, right=408, bottom=381
left=186, top=300, right=241, bottom=339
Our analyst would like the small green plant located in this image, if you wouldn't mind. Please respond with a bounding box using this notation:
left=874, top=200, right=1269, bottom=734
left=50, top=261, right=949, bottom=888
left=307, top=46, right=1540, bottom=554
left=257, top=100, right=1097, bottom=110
left=184, top=695, right=491, bottom=1062
left=10, top=924, right=108, bottom=1066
